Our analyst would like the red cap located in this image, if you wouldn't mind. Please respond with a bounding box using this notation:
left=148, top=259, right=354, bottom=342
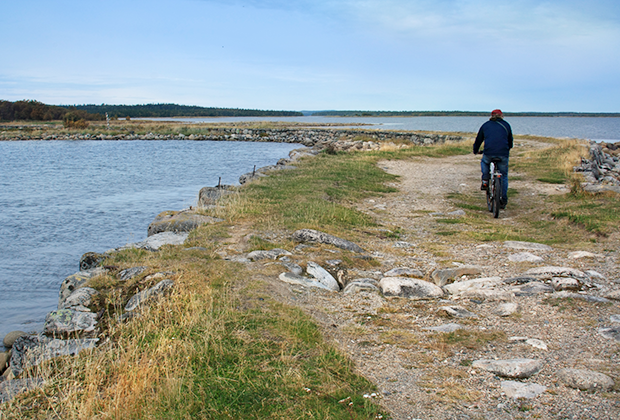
left=491, top=109, right=503, bottom=116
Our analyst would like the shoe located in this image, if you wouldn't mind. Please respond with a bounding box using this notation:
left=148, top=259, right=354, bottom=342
left=480, top=181, right=489, bottom=191
left=500, top=200, right=506, bottom=210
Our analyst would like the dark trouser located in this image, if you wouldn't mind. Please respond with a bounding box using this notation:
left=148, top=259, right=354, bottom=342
left=481, top=155, right=509, bottom=203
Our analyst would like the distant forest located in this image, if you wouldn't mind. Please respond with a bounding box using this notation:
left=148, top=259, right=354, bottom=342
left=0, top=100, right=302, bottom=121
left=70, top=103, right=303, bottom=118
left=311, top=110, right=620, bottom=117
left=0, top=100, right=104, bottom=121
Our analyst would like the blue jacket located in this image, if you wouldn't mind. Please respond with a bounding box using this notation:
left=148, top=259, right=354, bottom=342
left=473, top=119, right=513, bottom=157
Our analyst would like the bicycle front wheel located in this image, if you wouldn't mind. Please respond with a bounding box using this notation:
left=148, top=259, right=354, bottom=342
left=493, top=177, right=501, bottom=218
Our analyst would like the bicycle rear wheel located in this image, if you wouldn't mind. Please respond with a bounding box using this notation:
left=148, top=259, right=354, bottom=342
left=493, top=177, right=501, bottom=218
left=486, top=187, right=493, bottom=212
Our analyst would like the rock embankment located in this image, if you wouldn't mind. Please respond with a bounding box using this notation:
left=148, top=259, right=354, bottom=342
left=0, top=127, right=463, bottom=147
left=574, top=141, right=620, bottom=193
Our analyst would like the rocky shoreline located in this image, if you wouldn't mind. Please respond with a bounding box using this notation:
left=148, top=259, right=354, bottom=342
left=0, top=131, right=458, bottom=404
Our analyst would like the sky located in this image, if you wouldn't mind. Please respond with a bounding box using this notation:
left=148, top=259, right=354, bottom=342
left=1, top=0, right=619, bottom=112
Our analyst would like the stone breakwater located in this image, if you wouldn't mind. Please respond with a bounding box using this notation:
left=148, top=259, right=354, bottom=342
left=0, top=127, right=464, bottom=148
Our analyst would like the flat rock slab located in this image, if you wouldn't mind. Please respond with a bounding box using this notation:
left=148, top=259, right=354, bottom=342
left=125, top=279, right=174, bottom=312
left=472, top=358, right=543, bottom=378
left=554, top=291, right=610, bottom=303
left=0, top=378, right=45, bottom=404
left=292, top=229, right=364, bottom=253
left=501, top=381, right=547, bottom=399
left=279, top=272, right=331, bottom=291
left=523, top=266, right=587, bottom=280
left=598, top=327, right=620, bottom=342
left=443, top=277, right=503, bottom=295
left=504, top=241, right=552, bottom=251
left=423, top=323, right=463, bottom=333
left=431, top=266, right=483, bottom=286
left=147, top=210, right=223, bottom=236
left=558, top=368, right=615, bottom=391
left=438, top=306, right=478, bottom=318
left=247, top=248, right=292, bottom=261
left=306, top=261, right=340, bottom=291
left=380, top=277, right=444, bottom=299
left=569, top=251, right=601, bottom=259
left=197, top=185, right=234, bottom=207
left=123, top=232, right=189, bottom=251
left=495, top=303, right=519, bottom=317
left=508, top=252, right=544, bottom=263
left=511, top=282, right=554, bottom=296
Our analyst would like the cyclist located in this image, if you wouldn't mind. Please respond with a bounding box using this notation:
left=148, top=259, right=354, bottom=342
left=473, top=109, right=513, bottom=209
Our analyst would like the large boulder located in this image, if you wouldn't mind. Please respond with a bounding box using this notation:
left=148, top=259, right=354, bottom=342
left=118, top=266, right=148, bottom=281
left=58, top=268, right=106, bottom=308
left=44, top=309, right=98, bottom=335
left=197, top=185, right=234, bottom=207
left=147, top=210, right=223, bottom=236
left=558, top=368, right=615, bottom=391
left=292, top=229, right=364, bottom=253
left=0, top=378, right=46, bottom=404
left=10, top=334, right=98, bottom=377
left=79, top=252, right=108, bottom=271
left=3, top=331, right=27, bottom=349
left=472, top=359, right=542, bottom=379
left=59, top=287, right=99, bottom=311
left=379, top=277, right=444, bottom=299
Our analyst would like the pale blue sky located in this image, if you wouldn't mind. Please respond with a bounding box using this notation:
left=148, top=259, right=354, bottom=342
left=1, top=0, right=619, bottom=111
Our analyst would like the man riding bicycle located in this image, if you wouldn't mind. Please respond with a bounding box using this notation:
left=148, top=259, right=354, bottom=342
left=473, top=109, right=513, bottom=209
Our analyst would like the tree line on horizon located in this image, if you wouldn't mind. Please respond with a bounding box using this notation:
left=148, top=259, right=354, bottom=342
left=0, top=100, right=303, bottom=121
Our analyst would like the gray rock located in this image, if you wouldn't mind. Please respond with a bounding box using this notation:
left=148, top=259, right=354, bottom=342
left=306, top=262, right=340, bottom=291
left=504, top=241, right=552, bottom=251
left=551, top=277, right=581, bottom=291
left=442, top=277, right=503, bottom=295
left=431, top=266, right=483, bottom=287
left=494, top=303, right=519, bottom=317
left=147, top=210, right=223, bottom=236
left=343, top=282, right=380, bottom=294
left=423, top=323, right=463, bottom=333
left=511, top=282, right=555, bottom=296
left=508, top=252, right=544, bottom=263
left=526, top=339, right=548, bottom=350
left=10, top=334, right=98, bottom=377
left=558, top=368, right=615, bottom=391
left=0, top=378, right=45, bottom=404
left=610, top=314, right=620, bottom=323
left=568, top=251, right=599, bottom=259
left=281, top=262, right=303, bottom=276
left=79, top=252, right=108, bottom=271
left=292, top=229, right=364, bottom=253
left=393, top=241, right=415, bottom=249
left=501, top=381, right=547, bottom=399
left=598, top=327, right=620, bottom=342
left=605, top=290, right=620, bottom=301
left=553, top=291, right=610, bottom=303
left=503, top=276, right=538, bottom=284
left=125, top=279, right=174, bottom=312
left=44, top=309, right=98, bottom=335
left=119, top=266, right=148, bottom=281
left=472, top=359, right=543, bottom=378
left=583, top=184, right=620, bottom=194
left=438, top=306, right=477, bottom=318
left=0, top=351, right=9, bottom=371
left=447, top=209, right=466, bottom=216
left=3, top=331, right=27, bottom=349
left=384, top=267, right=424, bottom=278
left=58, top=272, right=93, bottom=308
left=278, top=272, right=331, bottom=290
left=247, top=248, right=292, bottom=261
left=197, top=185, right=233, bottom=207
left=59, top=287, right=99, bottom=311
left=523, top=266, right=588, bottom=280
left=122, top=232, right=188, bottom=251
left=379, top=277, right=444, bottom=299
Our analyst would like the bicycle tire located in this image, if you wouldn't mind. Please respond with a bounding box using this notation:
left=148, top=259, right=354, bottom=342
left=493, top=177, right=501, bottom=218
left=486, top=187, right=493, bottom=212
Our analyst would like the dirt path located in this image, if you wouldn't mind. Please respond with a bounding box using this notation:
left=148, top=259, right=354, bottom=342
left=236, top=146, right=620, bottom=419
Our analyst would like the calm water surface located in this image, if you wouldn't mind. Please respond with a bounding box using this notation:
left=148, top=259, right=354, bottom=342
left=145, top=116, right=620, bottom=142
left=0, top=140, right=300, bottom=347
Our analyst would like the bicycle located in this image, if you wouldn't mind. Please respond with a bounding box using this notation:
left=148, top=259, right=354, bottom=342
left=485, top=158, right=503, bottom=218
